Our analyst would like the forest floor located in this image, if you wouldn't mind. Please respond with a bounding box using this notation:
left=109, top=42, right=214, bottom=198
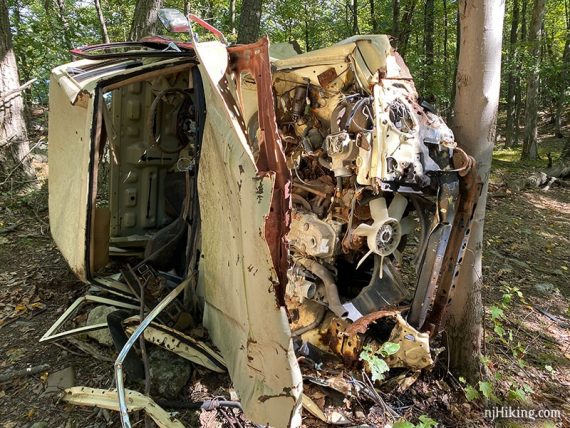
left=0, top=114, right=568, bottom=428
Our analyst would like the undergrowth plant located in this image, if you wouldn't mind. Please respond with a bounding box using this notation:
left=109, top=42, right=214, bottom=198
left=359, top=341, right=400, bottom=382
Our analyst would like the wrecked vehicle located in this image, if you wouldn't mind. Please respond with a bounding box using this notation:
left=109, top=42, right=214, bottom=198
left=46, top=10, right=480, bottom=428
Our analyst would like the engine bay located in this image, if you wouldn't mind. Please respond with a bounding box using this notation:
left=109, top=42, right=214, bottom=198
left=266, top=39, right=478, bottom=353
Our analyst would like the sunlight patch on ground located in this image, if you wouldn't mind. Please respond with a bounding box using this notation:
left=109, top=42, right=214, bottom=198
left=525, top=193, right=570, bottom=214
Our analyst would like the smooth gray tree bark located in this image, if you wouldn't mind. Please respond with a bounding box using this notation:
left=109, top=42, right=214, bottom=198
left=129, top=0, right=163, bottom=41
left=448, top=0, right=505, bottom=381
left=505, top=0, right=519, bottom=147
left=237, top=0, right=262, bottom=44
left=0, top=0, right=32, bottom=180
left=521, top=0, right=546, bottom=160
left=555, top=21, right=569, bottom=138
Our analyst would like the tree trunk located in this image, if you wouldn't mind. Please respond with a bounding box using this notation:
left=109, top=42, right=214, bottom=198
left=237, top=0, right=262, bottom=44
left=352, top=0, right=359, bottom=34
left=94, top=0, right=110, bottom=44
left=448, top=0, right=505, bottom=382
left=129, top=0, right=163, bottom=41
left=229, top=0, right=236, bottom=35
left=391, top=0, right=399, bottom=45
left=521, top=0, right=546, bottom=160
left=0, top=0, right=32, bottom=181
left=555, top=24, right=570, bottom=138
left=505, top=0, right=520, bottom=147
left=562, top=137, right=570, bottom=160
left=521, top=0, right=527, bottom=40
left=370, top=0, right=379, bottom=34
left=515, top=0, right=528, bottom=145
left=448, top=6, right=460, bottom=122
left=423, top=0, right=435, bottom=100
left=398, top=0, right=417, bottom=58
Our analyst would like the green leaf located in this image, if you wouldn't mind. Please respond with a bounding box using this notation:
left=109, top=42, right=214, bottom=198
left=489, top=306, right=504, bottom=320
left=545, top=365, right=554, bottom=374
left=393, top=421, right=415, bottom=428
left=465, top=385, right=480, bottom=401
left=380, top=341, right=401, bottom=356
left=479, top=381, right=494, bottom=399
left=493, top=324, right=505, bottom=337
left=359, top=347, right=390, bottom=382
left=458, top=376, right=466, bottom=384
left=370, top=358, right=390, bottom=382
left=507, top=387, right=527, bottom=403
left=417, top=415, right=438, bottom=428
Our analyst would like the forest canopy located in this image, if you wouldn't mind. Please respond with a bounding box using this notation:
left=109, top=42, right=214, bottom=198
left=6, top=0, right=569, bottom=132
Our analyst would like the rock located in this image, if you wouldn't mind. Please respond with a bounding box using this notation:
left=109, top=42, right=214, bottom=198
left=85, top=305, right=117, bottom=347
left=534, top=282, right=555, bottom=294
left=44, top=366, right=75, bottom=395
left=30, top=423, right=49, bottom=428
left=149, top=347, right=192, bottom=399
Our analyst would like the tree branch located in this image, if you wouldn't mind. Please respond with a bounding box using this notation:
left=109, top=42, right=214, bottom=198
left=0, top=78, right=37, bottom=103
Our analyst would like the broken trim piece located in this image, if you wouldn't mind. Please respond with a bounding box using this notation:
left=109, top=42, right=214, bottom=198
left=62, top=387, right=184, bottom=428
left=39, top=295, right=139, bottom=343
left=123, top=316, right=227, bottom=373
left=302, top=394, right=351, bottom=425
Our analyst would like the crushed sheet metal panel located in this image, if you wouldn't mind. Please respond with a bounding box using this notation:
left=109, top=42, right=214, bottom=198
left=195, top=40, right=302, bottom=428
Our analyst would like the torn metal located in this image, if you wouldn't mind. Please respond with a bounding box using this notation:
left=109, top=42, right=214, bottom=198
left=62, top=387, right=185, bottom=428
left=46, top=12, right=479, bottom=428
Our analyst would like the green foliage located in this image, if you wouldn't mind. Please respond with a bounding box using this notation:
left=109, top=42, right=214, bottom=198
left=359, top=342, right=400, bottom=383
left=393, top=421, right=415, bottom=428
left=478, top=381, right=495, bottom=401
left=3, top=0, right=568, bottom=120
left=489, top=284, right=527, bottom=362
left=393, top=415, right=438, bottom=428
left=464, top=385, right=480, bottom=401
left=417, top=415, right=438, bottom=428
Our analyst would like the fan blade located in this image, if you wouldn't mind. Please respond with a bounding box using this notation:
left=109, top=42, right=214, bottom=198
left=400, top=216, right=415, bottom=235
left=379, top=255, right=384, bottom=278
left=369, top=197, right=389, bottom=222
left=356, top=249, right=374, bottom=270
left=388, top=193, right=408, bottom=220
left=393, top=249, right=403, bottom=266
left=352, top=223, right=375, bottom=237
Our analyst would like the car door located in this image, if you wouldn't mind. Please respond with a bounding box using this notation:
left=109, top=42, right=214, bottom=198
left=194, top=38, right=303, bottom=428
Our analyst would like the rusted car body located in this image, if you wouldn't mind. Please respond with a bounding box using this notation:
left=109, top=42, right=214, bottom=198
left=47, top=18, right=479, bottom=427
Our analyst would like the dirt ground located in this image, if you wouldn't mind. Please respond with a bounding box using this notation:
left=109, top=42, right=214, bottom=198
left=0, top=117, right=568, bottom=427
